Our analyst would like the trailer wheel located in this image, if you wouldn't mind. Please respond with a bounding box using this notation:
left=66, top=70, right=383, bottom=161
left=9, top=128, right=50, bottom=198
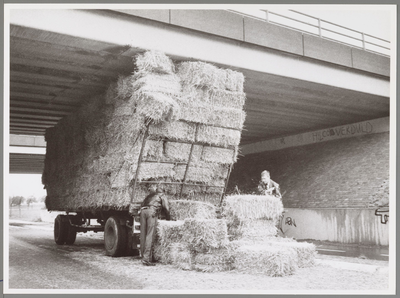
left=54, top=215, right=68, bottom=245
left=104, top=216, right=127, bottom=257
left=65, top=226, right=77, bottom=245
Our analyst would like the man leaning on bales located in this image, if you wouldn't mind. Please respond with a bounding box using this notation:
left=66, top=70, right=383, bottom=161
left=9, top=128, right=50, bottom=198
left=140, top=186, right=171, bottom=266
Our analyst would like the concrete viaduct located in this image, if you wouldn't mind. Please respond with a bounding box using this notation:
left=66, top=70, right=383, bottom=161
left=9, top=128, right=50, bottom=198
left=7, top=9, right=390, bottom=245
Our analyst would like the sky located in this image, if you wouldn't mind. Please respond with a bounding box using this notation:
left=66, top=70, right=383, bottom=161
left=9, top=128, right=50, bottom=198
left=5, top=5, right=395, bottom=200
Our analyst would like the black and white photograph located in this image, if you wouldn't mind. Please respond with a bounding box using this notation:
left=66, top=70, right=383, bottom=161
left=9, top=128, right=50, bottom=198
left=3, top=4, right=396, bottom=295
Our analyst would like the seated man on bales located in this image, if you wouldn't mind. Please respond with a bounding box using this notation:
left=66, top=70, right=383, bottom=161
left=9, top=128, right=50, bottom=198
left=257, top=170, right=282, bottom=199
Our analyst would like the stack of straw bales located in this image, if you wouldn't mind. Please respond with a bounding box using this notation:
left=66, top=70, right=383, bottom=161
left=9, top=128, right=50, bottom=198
left=222, top=194, right=283, bottom=240
left=43, top=50, right=246, bottom=211
left=154, top=196, right=315, bottom=276
left=222, top=194, right=316, bottom=276
left=154, top=200, right=235, bottom=272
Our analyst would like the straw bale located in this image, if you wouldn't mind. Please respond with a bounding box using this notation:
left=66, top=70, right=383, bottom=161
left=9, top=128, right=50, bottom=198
left=181, top=218, right=229, bottom=252
left=164, top=142, right=202, bottom=163
left=181, top=86, right=246, bottom=109
left=202, top=146, right=236, bottom=164
left=148, top=121, right=196, bottom=142
left=157, top=220, right=185, bottom=247
left=178, top=61, right=226, bottom=89
left=194, top=244, right=236, bottom=272
left=234, top=244, right=297, bottom=276
left=186, top=193, right=223, bottom=207
left=135, top=50, right=175, bottom=74
left=109, top=162, right=130, bottom=189
left=178, top=62, right=244, bottom=92
left=164, top=142, right=190, bottom=161
left=132, top=73, right=181, bottom=95
left=143, top=139, right=164, bottom=161
left=196, top=125, right=241, bottom=148
left=265, top=239, right=316, bottom=268
left=174, top=162, right=229, bottom=183
left=223, top=194, right=284, bottom=222
left=169, top=243, right=194, bottom=270
left=113, top=98, right=134, bottom=116
left=105, top=81, right=118, bottom=105
left=138, top=162, right=175, bottom=180
left=178, top=102, right=246, bottom=130
left=136, top=91, right=181, bottom=123
left=225, top=68, right=245, bottom=93
left=169, top=200, right=217, bottom=220
left=103, top=187, right=131, bottom=208
left=228, top=219, right=278, bottom=241
left=154, top=221, right=187, bottom=265
left=115, top=75, right=135, bottom=100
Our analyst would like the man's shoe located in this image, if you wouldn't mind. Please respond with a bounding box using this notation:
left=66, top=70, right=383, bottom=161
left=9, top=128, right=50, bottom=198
left=142, top=260, right=156, bottom=266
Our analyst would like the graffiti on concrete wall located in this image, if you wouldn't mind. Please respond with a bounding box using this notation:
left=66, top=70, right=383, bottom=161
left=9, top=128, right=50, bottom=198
left=375, top=207, right=389, bottom=224
left=312, top=122, right=373, bottom=142
left=278, top=213, right=297, bottom=235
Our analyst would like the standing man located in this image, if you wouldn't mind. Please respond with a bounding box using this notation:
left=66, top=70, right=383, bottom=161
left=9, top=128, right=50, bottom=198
left=257, top=170, right=282, bottom=199
left=139, top=186, right=170, bottom=266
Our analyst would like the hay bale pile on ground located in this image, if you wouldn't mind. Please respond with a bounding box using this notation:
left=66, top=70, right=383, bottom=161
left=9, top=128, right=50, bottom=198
left=154, top=216, right=235, bottom=272
left=222, top=194, right=283, bottom=240
left=221, top=194, right=316, bottom=276
left=43, top=51, right=246, bottom=211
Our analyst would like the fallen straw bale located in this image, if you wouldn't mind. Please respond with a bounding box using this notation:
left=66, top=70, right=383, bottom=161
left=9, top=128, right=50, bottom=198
left=135, top=50, right=175, bottom=74
left=196, top=125, right=241, bottom=148
left=169, top=200, right=217, bottom=220
left=234, top=244, right=297, bottom=276
left=223, top=194, right=284, bottom=222
left=181, top=218, right=229, bottom=253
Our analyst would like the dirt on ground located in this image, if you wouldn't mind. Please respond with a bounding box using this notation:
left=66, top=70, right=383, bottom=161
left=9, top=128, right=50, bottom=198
left=69, top=232, right=391, bottom=293
left=7, top=207, right=393, bottom=294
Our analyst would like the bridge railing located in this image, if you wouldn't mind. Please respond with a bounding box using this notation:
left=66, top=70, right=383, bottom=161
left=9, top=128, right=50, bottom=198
left=228, top=9, right=390, bottom=57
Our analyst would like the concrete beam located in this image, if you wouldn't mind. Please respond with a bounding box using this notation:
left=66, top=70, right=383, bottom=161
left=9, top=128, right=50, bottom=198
left=10, top=134, right=46, bottom=147
left=242, top=117, right=389, bottom=155
left=9, top=9, right=389, bottom=98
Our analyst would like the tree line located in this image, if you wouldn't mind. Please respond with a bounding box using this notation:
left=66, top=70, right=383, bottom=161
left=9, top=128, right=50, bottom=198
left=9, top=195, right=46, bottom=207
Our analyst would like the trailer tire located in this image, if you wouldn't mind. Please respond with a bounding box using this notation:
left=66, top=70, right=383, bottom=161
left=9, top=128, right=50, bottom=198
left=104, top=216, right=127, bottom=257
left=54, top=215, right=68, bottom=245
left=65, top=226, right=77, bottom=245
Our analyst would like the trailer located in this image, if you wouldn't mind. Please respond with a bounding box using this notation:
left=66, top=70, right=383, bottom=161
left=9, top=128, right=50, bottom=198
left=49, top=122, right=235, bottom=257
left=43, top=51, right=245, bottom=257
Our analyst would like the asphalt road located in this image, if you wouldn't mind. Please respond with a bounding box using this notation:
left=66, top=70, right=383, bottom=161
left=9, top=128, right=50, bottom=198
left=8, top=221, right=144, bottom=290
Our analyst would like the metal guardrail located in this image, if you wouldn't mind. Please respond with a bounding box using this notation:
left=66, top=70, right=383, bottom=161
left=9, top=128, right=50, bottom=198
left=229, top=9, right=390, bottom=57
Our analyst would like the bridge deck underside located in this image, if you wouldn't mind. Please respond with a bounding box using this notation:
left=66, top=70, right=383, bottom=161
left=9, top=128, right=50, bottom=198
left=8, top=23, right=389, bottom=174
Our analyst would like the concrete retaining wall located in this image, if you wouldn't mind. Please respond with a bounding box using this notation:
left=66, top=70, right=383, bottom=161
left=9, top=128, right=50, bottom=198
left=282, top=208, right=389, bottom=245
